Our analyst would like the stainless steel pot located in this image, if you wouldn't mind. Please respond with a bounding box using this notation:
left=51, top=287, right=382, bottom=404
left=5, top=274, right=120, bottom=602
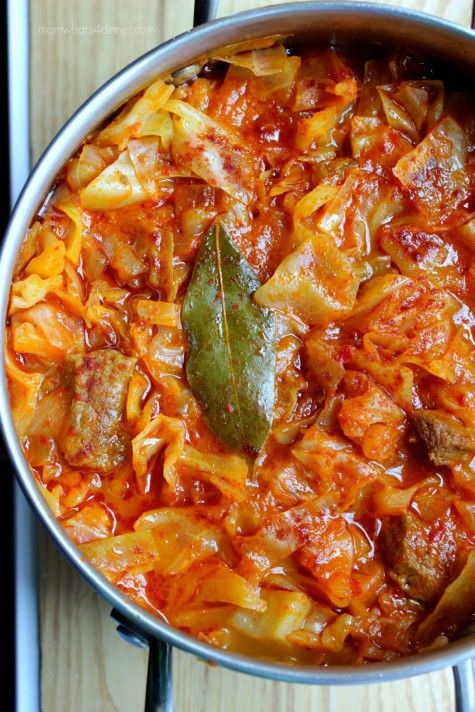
left=3, top=3, right=475, bottom=711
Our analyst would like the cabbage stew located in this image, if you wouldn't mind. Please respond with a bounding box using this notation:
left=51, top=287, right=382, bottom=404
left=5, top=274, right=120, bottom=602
left=6, top=40, right=475, bottom=664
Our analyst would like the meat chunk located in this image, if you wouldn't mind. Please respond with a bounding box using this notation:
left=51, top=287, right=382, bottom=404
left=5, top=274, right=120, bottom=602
left=413, top=409, right=475, bottom=466
left=60, top=349, right=136, bottom=472
left=382, top=512, right=456, bottom=603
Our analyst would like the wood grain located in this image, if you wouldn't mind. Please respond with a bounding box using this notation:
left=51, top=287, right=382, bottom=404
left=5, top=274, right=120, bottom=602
left=31, top=1, right=471, bottom=710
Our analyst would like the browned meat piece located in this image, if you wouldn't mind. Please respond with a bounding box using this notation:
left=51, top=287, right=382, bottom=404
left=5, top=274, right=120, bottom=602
left=382, top=512, right=456, bottom=603
left=60, top=349, right=136, bottom=472
left=413, top=409, right=475, bottom=466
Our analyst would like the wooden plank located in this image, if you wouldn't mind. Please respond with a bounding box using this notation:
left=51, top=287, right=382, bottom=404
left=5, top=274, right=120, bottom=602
left=30, top=1, right=471, bottom=710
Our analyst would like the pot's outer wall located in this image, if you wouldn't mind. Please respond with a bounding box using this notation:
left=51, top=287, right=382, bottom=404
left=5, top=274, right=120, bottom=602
left=4, top=1, right=475, bottom=686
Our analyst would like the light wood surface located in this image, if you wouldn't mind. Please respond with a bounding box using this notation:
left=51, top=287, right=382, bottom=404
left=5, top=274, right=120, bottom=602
left=30, top=1, right=471, bottom=710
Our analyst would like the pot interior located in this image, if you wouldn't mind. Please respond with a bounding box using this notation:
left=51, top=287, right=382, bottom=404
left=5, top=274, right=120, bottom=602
left=3, top=1, right=475, bottom=685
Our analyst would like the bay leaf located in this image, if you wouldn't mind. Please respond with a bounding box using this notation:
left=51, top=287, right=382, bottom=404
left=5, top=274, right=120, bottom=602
left=182, top=224, right=276, bottom=452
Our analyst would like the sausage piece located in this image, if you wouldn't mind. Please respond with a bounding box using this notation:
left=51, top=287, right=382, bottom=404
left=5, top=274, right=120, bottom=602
left=382, top=511, right=456, bottom=603
left=60, top=349, right=136, bottom=472
left=413, top=409, right=475, bottom=466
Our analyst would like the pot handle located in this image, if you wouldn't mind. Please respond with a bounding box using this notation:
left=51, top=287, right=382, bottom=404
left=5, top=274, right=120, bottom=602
left=111, top=609, right=173, bottom=712
left=454, top=659, right=475, bottom=712
left=145, top=636, right=173, bottom=712
left=193, top=0, right=219, bottom=27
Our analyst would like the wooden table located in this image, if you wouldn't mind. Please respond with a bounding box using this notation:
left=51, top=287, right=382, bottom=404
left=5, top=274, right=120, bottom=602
left=31, top=1, right=472, bottom=710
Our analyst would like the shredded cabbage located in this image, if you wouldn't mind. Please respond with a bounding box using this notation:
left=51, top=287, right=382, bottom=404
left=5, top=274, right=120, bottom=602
left=292, top=425, right=379, bottom=508
left=317, top=169, right=404, bottom=254
left=5, top=349, right=43, bottom=436
left=377, top=80, right=444, bottom=143
left=296, top=107, right=339, bottom=152
left=134, top=299, right=180, bottom=328
left=255, top=231, right=359, bottom=325
left=134, top=508, right=230, bottom=575
left=197, top=560, right=265, bottom=611
left=179, top=447, right=249, bottom=501
left=350, top=116, right=412, bottom=172
left=370, top=477, right=439, bottom=516
left=132, top=414, right=185, bottom=494
left=380, top=224, right=465, bottom=291
left=80, top=530, right=159, bottom=581
left=97, top=79, right=174, bottom=150
left=128, top=137, right=193, bottom=198
left=67, top=144, right=109, bottom=191
left=64, top=503, right=112, bottom=544
left=39, top=484, right=64, bottom=517
left=137, top=109, right=174, bottom=150
left=126, top=371, right=150, bottom=423
left=350, top=274, right=410, bottom=317
left=55, top=191, right=83, bottom=265
left=298, top=516, right=354, bottom=607
left=417, top=551, right=475, bottom=645
left=166, top=99, right=258, bottom=204
left=338, top=372, right=404, bottom=462
left=9, top=274, right=63, bottom=315
left=218, top=45, right=290, bottom=77
left=231, top=589, right=312, bottom=643
left=304, top=331, right=345, bottom=396
left=24, top=237, right=65, bottom=279
left=350, top=337, right=415, bottom=411
left=393, top=117, right=469, bottom=222
left=80, top=150, right=148, bottom=211
left=11, top=303, right=84, bottom=360
left=293, top=184, right=339, bottom=226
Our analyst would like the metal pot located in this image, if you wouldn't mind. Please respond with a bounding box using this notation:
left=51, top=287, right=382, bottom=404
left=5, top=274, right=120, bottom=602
left=3, top=3, right=475, bottom=711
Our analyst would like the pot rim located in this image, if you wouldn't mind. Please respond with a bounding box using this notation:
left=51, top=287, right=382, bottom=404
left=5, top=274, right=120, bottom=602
left=3, top=1, right=475, bottom=685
